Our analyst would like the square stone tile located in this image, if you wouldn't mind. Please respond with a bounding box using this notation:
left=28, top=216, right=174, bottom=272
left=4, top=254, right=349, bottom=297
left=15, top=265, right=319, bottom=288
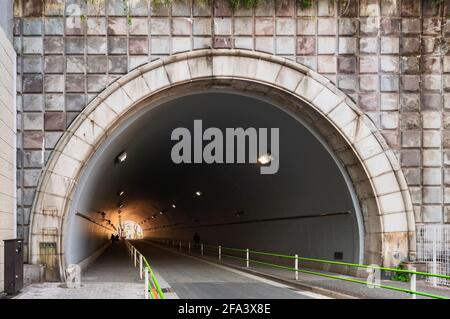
left=360, top=37, right=378, bottom=54
left=194, top=18, right=212, bottom=35
left=129, top=37, right=149, bottom=55
left=151, top=18, right=170, bottom=35
left=23, top=75, right=43, bottom=93
left=43, top=55, right=64, bottom=73
left=23, top=131, right=44, bottom=149
left=23, top=94, right=43, bottom=112
left=87, top=75, right=107, bottom=93
left=22, top=37, right=43, bottom=54
left=297, top=37, right=315, bottom=55
left=151, top=37, right=170, bottom=54
left=66, top=56, right=86, bottom=73
left=194, top=37, right=212, bottom=50
left=23, top=113, right=43, bottom=130
left=338, top=56, right=356, bottom=74
left=87, top=18, right=107, bottom=35
left=87, top=56, right=108, bottom=73
left=317, top=37, right=337, bottom=54
left=22, top=56, right=43, bottom=73
left=297, top=19, right=316, bottom=35
left=276, top=37, right=295, bottom=55
left=255, top=18, right=274, bottom=35
left=44, top=75, right=64, bottom=92
left=65, top=37, right=85, bottom=54
left=338, top=19, right=357, bottom=35
left=338, top=37, right=356, bottom=54
left=129, top=18, right=149, bottom=35
left=172, top=18, right=192, bottom=35
left=65, top=75, right=85, bottom=93
left=108, top=37, right=128, bottom=54
left=44, top=37, right=64, bottom=54
left=45, top=94, right=64, bottom=111
left=108, top=56, right=128, bottom=74
left=172, top=37, right=191, bottom=53
left=87, top=36, right=107, bottom=54
left=255, top=37, right=274, bottom=53
left=317, top=56, right=336, bottom=73
left=276, top=18, right=295, bottom=35
left=108, top=17, right=128, bottom=35
left=66, top=94, right=86, bottom=112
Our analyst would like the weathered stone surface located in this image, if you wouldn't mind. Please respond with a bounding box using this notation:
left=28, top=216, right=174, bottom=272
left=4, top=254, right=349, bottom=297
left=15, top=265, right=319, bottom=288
left=44, top=112, right=66, bottom=130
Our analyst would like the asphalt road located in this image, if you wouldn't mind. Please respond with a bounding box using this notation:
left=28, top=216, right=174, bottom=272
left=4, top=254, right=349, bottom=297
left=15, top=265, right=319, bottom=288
left=131, top=240, right=325, bottom=299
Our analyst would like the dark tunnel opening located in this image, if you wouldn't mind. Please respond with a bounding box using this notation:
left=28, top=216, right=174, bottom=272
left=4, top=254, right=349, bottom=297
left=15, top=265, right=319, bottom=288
left=65, top=91, right=363, bottom=267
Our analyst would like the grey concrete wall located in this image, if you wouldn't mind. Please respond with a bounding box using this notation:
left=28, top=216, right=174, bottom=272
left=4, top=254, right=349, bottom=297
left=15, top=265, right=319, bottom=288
left=11, top=0, right=450, bottom=264
left=0, top=2, right=16, bottom=292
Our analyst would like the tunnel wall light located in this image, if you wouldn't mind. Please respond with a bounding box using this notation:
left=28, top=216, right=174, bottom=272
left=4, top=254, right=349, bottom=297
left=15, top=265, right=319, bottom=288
left=257, top=152, right=272, bottom=165
left=195, top=191, right=202, bottom=196
left=116, top=151, right=127, bottom=163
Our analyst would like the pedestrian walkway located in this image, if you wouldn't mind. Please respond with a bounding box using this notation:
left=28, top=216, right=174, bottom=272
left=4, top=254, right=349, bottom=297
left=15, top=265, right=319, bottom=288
left=17, top=242, right=145, bottom=299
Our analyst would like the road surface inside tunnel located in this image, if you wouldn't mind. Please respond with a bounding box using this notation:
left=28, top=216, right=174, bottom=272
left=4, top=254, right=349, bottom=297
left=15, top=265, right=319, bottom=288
left=131, top=240, right=326, bottom=299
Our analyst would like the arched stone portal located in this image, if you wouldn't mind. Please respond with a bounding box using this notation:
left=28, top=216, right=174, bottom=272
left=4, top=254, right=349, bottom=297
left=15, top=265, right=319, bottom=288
left=29, top=49, right=415, bottom=279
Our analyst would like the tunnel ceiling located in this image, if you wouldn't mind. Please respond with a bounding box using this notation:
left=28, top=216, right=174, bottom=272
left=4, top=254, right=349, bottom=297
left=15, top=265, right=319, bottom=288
left=73, top=92, right=356, bottom=232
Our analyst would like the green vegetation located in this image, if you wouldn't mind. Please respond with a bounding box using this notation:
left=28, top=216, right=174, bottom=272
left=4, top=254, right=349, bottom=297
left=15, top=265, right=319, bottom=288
left=390, top=263, right=411, bottom=283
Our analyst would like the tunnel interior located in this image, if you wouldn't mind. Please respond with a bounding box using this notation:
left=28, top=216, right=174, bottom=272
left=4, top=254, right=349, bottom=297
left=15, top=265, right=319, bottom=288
left=65, top=91, right=362, bottom=267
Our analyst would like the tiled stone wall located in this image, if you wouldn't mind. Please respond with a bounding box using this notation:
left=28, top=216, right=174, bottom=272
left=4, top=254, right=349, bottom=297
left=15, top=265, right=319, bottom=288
left=12, top=0, right=450, bottom=259
left=0, top=18, right=16, bottom=291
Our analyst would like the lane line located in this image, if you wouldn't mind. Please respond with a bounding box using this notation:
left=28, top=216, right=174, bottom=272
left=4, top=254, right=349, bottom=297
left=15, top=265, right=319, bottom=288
left=139, top=240, right=332, bottom=299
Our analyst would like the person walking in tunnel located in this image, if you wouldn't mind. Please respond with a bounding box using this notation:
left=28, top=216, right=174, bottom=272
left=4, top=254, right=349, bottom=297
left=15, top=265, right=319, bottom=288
left=193, top=232, right=200, bottom=249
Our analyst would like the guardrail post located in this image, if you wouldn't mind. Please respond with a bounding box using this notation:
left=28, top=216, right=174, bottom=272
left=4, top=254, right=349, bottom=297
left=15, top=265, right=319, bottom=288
left=188, top=242, right=191, bottom=254
left=432, top=226, right=437, bottom=287
left=201, top=243, right=204, bottom=256
left=411, top=267, right=417, bottom=299
left=219, top=245, right=222, bottom=261
left=295, top=254, right=298, bottom=280
left=134, top=248, right=137, bottom=267
left=144, top=267, right=149, bottom=299
left=139, top=254, right=143, bottom=279
left=246, top=249, right=249, bottom=268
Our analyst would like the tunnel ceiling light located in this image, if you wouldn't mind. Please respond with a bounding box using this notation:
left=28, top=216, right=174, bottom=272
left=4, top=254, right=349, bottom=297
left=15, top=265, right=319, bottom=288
left=118, top=202, right=124, bottom=208
left=257, top=152, right=272, bottom=165
left=118, top=190, right=125, bottom=196
left=171, top=204, right=176, bottom=208
left=195, top=191, right=202, bottom=196
left=159, top=210, right=164, bottom=215
left=116, top=151, right=127, bottom=163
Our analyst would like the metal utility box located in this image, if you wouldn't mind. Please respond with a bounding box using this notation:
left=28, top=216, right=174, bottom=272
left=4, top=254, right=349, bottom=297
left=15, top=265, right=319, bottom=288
left=3, top=239, right=24, bottom=294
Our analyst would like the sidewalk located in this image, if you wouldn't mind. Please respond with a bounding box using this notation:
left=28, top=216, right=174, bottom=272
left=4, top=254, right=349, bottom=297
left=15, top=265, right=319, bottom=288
left=148, top=240, right=450, bottom=299
left=16, top=242, right=145, bottom=299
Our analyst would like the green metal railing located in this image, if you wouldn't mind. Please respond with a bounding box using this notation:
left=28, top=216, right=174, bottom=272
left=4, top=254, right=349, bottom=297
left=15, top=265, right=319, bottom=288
left=156, top=239, right=450, bottom=299
left=126, top=241, right=165, bottom=299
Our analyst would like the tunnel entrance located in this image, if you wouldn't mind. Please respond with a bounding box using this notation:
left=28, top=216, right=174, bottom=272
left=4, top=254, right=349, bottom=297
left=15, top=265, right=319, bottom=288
left=66, top=92, right=363, bottom=268
left=29, top=50, right=414, bottom=280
